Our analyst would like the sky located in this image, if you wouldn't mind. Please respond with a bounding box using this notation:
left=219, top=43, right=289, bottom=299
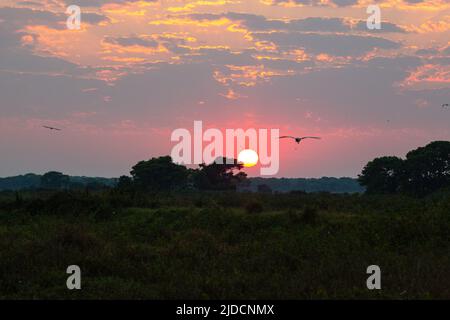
left=0, top=0, right=449, bottom=178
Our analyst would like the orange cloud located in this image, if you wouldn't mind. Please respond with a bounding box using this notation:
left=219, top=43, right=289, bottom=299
left=408, top=16, right=450, bottom=33
left=399, top=64, right=450, bottom=89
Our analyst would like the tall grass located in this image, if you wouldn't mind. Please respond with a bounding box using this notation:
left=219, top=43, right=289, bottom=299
left=0, top=190, right=449, bottom=299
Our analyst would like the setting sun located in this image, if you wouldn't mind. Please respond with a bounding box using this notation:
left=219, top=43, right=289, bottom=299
left=238, top=149, right=259, bottom=168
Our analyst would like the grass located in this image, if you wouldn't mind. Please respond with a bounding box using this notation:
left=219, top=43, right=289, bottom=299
left=0, top=190, right=449, bottom=299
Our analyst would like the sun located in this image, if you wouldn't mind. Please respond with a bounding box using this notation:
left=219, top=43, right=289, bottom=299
left=238, top=149, right=259, bottom=168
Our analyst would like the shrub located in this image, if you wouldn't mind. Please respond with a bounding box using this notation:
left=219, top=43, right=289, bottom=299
left=286, top=209, right=302, bottom=224
left=301, top=206, right=318, bottom=225
left=94, top=202, right=116, bottom=221
left=54, top=225, right=100, bottom=250
left=245, top=201, right=263, bottom=214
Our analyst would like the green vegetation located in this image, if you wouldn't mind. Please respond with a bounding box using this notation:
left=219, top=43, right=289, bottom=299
left=0, top=189, right=450, bottom=299
left=359, top=141, right=450, bottom=196
left=245, top=177, right=364, bottom=193
left=0, top=141, right=449, bottom=299
left=0, top=173, right=117, bottom=191
left=0, top=173, right=364, bottom=194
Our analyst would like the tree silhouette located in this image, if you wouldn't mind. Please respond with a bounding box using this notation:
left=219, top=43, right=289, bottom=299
left=359, top=141, right=450, bottom=196
left=117, top=175, right=134, bottom=192
left=193, top=157, right=247, bottom=191
left=358, top=157, right=404, bottom=194
left=403, top=141, right=450, bottom=196
left=40, top=171, right=70, bottom=190
left=130, top=156, right=188, bottom=191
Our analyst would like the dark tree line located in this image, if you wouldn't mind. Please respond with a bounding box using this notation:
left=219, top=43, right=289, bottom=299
left=117, top=156, right=248, bottom=192
left=358, top=141, right=450, bottom=196
left=38, top=172, right=115, bottom=191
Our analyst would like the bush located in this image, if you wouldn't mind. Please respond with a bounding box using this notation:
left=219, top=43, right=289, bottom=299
left=94, top=202, right=116, bottom=221
left=301, top=206, right=318, bottom=225
left=245, top=201, right=263, bottom=214
left=286, top=209, right=302, bottom=224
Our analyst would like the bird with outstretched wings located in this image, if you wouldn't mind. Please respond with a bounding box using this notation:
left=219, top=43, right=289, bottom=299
left=279, top=136, right=321, bottom=144
left=42, top=125, right=62, bottom=131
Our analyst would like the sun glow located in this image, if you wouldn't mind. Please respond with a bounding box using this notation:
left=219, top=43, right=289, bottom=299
left=238, top=149, right=259, bottom=168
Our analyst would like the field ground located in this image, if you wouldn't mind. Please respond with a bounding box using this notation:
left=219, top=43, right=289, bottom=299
left=0, top=190, right=449, bottom=299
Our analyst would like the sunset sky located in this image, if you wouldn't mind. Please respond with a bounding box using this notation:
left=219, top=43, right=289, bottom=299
left=0, top=0, right=449, bottom=178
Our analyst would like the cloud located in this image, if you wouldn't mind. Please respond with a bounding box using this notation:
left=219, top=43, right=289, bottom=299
left=62, top=0, right=157, bottom=7
left=416, top=48, right=440, bottom=55
left=186, top=13, right=352, bottom=32
left=353, top=20, right=408, bottom=33
left=0, top=7, right=61, bottom=29
left=0, top=47, right=88, bottom=75
left=102, top=33, right=196, bottom=56
left=185, top=12, right=407, bottom=35
left=0, top=8, right=95, bottom=76
left=443, top=45, right=450, bottom=55
left=16, top=1, right=44, bottom=7
left=254, top=32, right=400, bottom=56
left=0, top=70, right=108, bottom=118
left=0, top=6, right=109, bottom=29
left=1, top=0, right=449, bottom=178
left=103, top=35, right=159, bottom=48
left=266, top=0, right=359, bottom=7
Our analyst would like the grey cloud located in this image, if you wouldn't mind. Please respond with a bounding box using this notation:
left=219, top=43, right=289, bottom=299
left=62, top=0, right=157, bottom=7
left=0, top=70, right=108, bottom=118
left=103, top=34, right=193, bottom=54
left=256, top=57, right=314, bottom=70
left=158, top=36, right=192, bottom=54
left=82, top=12, right=110, bottom=24
left=186, top=48, right=257, bottom=66
left=425, top=57, right=450, bottom=66
left=443, top=46, right=450, bottom=55
left=187, top=13, right=351, bottom=33
left=269, top=0, right=359, bottom=7
left=0, top=7, right=61, bottom=29
left=365, top=56, right=423, bottom=70
left=353, top=20, right=407, bottom=33
left=0, top=7, right=99, bottom=76
left=236, top=55, right=449, bottom=129
left=104, top=36, right=159, bottom=48
left=331, top=0, right=358, bottom=6
left=183, top=47, right=314, bottom=71
left=16, top=1, right=44, bottom=7
left=0, top=6, right=109, bottom=30
left=288, top=17, right=350, bottom=32
left=101, top=62, right=230, bottom=125
left=186, top=13, right=406, bottom=34
left=0, top=47, right=89, bottom=75
left=415, top=48, right=439, bottom=56
left=254, top=32, right=400, bottom=56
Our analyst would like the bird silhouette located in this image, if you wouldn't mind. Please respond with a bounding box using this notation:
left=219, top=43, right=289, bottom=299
left=42, top=125, right=62, bottom=131
left=279, top=136, right=321, bottom=144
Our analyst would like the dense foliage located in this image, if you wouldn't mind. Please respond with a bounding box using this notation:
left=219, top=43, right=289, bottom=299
left=130, top=156, right=189, bottom=191
left=359, top=141, right=450, bottom=196
left=193, top=158, right=247, bottom=191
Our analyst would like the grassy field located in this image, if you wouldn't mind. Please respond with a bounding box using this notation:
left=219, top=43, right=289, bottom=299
left=0, top=190, right=449, bottom=299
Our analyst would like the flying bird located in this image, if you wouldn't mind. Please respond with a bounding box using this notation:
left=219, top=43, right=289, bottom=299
left=42, top=125, right=62, bottom=131
left=443, top=104, right=449, bottom=108
left=279, top=136, right=321, bottom=144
